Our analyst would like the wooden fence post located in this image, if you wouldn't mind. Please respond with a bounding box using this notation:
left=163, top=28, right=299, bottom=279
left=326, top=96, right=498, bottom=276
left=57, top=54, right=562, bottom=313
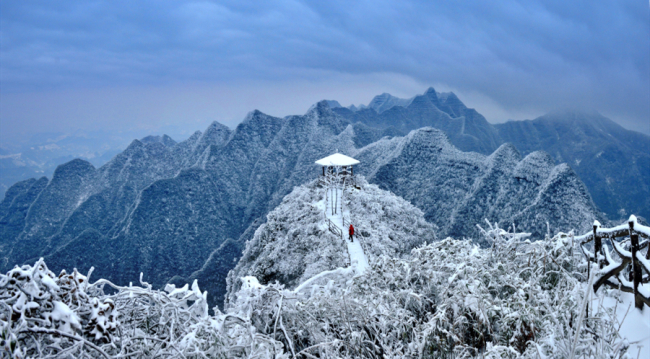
left=629, top=218, right=643, bottom=309
left=631, top=233, right=643, bottom=309
left=594, top=222, right=602, bottom=269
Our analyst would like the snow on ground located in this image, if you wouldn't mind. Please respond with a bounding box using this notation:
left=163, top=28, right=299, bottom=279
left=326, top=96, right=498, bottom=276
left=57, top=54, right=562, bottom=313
left=293, top=266, right=355, bottom=293
left=592, top=289, right=650, bottom=358
left=326, top=186, right=369, bottom=274
left=346, top=236, right=369, bottom=274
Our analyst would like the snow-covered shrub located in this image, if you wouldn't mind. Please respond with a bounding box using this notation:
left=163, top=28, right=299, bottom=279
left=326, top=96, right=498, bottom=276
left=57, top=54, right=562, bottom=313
left=2, top=226, right=641, bottom=358
left=227, top=223, right=636, bottom=358
left=1, top=259, right=285, bottom=358
left=346, top=176, right=437, bottom=261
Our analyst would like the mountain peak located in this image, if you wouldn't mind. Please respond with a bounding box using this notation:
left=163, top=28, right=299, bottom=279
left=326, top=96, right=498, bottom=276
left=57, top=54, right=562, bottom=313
left=368, top=93, right=413, bottom=114
left=324, top=100, right=342, bottom=109
left=424, top=87, right=437, bottom=95
left=306, top=100, right=336, bottom=116
left=140, top=135, right=177, bottom=147
left=205, top=120, right=230, bottom=131
left=243, top=110, right=267, bottom=123
left=488, top=143, right=522, bottom=165
left=348, top=104, right=367, bottom=112
left=192, top=121, right=231, bottom=155
left=424, top=87, right=439, bottom=103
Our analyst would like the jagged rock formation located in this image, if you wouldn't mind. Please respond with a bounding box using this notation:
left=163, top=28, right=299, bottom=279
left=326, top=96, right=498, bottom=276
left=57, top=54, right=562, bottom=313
left=333, top=87, right=503, bottom=154
left=366, top=92, right=414, bottom=114
left=0, top=102, right=359, bottom=309
left=0, top=98, right=604, bottom=308
left=356, top=128, right=602, bottom=241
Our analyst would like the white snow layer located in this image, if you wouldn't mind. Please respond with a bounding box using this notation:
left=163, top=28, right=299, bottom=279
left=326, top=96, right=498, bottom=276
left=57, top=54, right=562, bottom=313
left=593, top=290, right=650, bottom=358
left=325, top=186, right=369, bottom=274
left=226, top=177, right=436, bottom=302
left=315, top=152, right=360, bottom=166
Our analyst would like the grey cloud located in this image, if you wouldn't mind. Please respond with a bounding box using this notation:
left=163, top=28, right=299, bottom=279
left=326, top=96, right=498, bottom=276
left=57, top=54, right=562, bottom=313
left=0, top=0, right=648, bottom=130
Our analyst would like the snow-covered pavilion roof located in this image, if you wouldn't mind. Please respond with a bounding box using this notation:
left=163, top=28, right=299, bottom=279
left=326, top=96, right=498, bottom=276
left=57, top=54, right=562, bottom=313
left=315, top=153, right=360, bottom=166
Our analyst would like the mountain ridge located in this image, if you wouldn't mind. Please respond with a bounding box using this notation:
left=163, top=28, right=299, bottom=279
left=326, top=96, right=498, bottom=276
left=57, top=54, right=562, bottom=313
left=0, top=95, right=615, bottom=309
left=334, top=89, right=650, bottom=221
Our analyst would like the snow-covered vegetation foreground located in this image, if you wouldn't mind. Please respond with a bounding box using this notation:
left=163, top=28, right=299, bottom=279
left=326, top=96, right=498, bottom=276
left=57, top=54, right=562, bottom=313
left=3, top=221, right=649, bottom=358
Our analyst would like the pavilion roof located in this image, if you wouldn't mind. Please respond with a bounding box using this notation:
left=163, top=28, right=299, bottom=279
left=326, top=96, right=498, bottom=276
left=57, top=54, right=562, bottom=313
left=314, top=153, right=360, bottom=166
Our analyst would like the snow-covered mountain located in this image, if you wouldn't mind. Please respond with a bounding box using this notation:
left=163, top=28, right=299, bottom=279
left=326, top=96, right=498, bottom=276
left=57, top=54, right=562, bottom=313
left=366, top=92, right=414, bottom=113
left=0, top=100, right=602, bottom=309
left=0, top=131, right=183, bottom=200
left=356, top=127, right=602, bottom=240
left=226, top=177, right=437, bottom=303
left=334, top=90, right=650, bottom=222
left=333, top=87, right=503, bottom=154
left=495, top=110, right=650, bottom=222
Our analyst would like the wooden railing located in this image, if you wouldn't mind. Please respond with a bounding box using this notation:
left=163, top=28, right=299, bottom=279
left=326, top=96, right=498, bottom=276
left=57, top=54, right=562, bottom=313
left=318, top=174, right=356, bottom=188
left=326, top=218, right=342, bottom=238
left=342, top=216, right=350, bottom=231
left=579, top=215, right=650, bottom=309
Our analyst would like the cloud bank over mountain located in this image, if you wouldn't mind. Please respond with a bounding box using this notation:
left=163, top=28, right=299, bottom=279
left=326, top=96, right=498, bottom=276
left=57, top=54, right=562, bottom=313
left=2, top=0, right=648, bottom=140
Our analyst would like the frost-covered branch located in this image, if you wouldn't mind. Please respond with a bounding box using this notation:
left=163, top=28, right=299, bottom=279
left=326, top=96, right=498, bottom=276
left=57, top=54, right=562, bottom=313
left=0, top=259, right=284, bottom=358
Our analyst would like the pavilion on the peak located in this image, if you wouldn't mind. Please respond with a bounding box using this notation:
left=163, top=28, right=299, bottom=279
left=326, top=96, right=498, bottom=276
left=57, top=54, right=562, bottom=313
left=315, top=153, right=360, bottom=177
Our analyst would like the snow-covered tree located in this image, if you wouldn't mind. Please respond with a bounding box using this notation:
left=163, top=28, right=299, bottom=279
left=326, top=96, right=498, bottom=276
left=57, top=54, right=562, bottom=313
left=3, top=214, right=646, bottom=358
left=1, top=259, right=285, bottom=358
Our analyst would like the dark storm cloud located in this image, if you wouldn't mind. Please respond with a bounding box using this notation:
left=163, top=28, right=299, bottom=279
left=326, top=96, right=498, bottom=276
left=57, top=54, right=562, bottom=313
left=1, top=0, right=648, bottom=130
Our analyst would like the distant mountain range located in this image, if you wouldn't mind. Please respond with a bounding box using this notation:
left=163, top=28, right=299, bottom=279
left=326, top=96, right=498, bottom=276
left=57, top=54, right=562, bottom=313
left=0, top=97, right=606, bottom=309
left=333, top=88, right=650, bottom=222
left=0, top=129, right=196, bottom=199
left=355, top=128, right=600, bottom=241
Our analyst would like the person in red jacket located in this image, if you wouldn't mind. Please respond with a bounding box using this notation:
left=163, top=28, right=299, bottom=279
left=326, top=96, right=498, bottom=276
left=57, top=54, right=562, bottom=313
left=349, top=224, right=354, bottom=242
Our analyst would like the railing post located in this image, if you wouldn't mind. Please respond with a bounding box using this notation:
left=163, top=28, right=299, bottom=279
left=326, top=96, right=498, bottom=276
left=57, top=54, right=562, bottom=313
left=594, top=222, right=602, bottom=268
left=629, top=217, right=643, bottom=309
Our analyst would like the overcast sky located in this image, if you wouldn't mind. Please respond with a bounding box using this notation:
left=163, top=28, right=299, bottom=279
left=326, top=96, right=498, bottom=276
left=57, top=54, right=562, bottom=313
left=1, top=0, right=648, bottom=144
